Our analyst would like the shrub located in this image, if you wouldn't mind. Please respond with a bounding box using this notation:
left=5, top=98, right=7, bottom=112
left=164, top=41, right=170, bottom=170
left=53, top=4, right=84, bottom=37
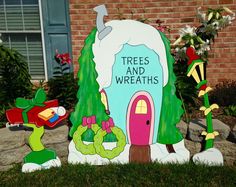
left=47, top=73, right=78, bottom=110
left=174, top=56, right=198, bottom=110
left=47, top=51, right=78, bottom=110
left=223, top=105, right=236, bottom=117
left=173, top=7, right=235, bottom=119
left=0, top=44, right=33, bottom=125
left=209, top=80, right=236, bottom=107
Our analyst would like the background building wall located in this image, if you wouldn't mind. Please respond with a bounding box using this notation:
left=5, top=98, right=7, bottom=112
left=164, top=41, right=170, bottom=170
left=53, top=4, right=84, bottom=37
left=69, top=0, right=236, bottom=86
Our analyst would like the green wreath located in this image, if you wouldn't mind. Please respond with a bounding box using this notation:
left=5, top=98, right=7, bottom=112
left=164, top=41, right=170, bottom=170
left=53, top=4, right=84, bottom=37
left=93, top=126, right=126, bottom=160
left=73, top=124, right=100, bottom=155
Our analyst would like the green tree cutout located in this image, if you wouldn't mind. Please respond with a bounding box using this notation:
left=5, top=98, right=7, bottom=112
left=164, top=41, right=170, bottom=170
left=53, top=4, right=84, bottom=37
left=70, top=28, right=117, bottom=142
left=157, top=31, right=184, bottom=145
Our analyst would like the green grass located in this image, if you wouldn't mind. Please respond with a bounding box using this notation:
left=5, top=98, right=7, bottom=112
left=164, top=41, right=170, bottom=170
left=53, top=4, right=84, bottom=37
left=0, top=163, right=235, bottom=187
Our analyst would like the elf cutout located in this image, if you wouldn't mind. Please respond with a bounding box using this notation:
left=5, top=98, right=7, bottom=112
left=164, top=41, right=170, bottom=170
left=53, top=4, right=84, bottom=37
left=6, top=88, right=68, bottom=172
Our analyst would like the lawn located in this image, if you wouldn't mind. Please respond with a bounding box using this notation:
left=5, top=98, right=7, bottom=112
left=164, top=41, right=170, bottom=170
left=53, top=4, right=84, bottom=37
left=0, top=163, right=235, bottom=186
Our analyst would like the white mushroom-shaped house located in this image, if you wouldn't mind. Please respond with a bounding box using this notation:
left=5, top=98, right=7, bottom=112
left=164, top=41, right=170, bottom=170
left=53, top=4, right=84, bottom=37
left=93, top=20, right=182, bottom=145
left=69, top=19, right=190, bottom=164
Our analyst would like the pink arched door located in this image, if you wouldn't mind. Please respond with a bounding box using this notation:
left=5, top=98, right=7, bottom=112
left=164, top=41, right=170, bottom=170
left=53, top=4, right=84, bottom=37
left=127, top=92, right=154, bottom=145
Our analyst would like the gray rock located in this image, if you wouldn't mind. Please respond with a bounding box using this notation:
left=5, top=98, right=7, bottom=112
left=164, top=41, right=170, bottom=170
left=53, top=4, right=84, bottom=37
left=184, top=139, right=202, bottom=157
left=0, top=125, right=69, bottom=171
left=214, top=140, right=236, bottom=165
left=0, top=141, right=69, bottom=171
left=0, top=146, right=31, bottom=166
left=185, top=139, right=236, bottom=166
left=188, top=119, right=230, bottom=142
left=0, top=165, right=14, bottom=171
left=24, top=125, right=70, bottom=161
left=46, top=141, right=70, bottom=163
left=176, top=120, right=188, bottom=138
left=43, top=125, right=69, bottom=145
left=0, top=127, right=26, bottom=151
left=24, top=125, right=69, bottom=146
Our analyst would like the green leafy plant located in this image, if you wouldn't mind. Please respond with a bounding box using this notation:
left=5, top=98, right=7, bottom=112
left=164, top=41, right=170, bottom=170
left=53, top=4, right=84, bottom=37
left=0, top=44, right=33, bottom=126
left=173, top=7, right=235, bottom=150
left=0, top=107, right=7, bottom=128
left=224, top=105, right=236, bottom=117
left=174, top=59, right=198, bottom=103
left=173, top=7, right=235, bottom=122
left=174, top=7, right=235, bottom=55
left=47, top=51, right=78, bottom=110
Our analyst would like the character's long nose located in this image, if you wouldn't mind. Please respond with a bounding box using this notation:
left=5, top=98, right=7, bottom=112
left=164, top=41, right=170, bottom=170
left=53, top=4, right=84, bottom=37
left=93, top=4, right=112, bottom=40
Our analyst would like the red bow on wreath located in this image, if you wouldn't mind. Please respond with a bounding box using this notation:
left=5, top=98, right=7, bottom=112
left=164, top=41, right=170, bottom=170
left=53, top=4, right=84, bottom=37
left=82, top=116, right=96, bottom=129
left=102, top=118, right=114, bottom=134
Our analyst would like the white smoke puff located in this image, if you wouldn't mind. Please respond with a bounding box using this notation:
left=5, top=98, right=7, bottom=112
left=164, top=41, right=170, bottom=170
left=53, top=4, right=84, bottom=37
left=92, top=20, right=169, bottom=90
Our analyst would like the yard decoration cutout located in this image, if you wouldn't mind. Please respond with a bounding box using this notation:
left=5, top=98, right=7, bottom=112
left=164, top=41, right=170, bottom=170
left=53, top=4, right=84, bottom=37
left=172, top=6, right=235, bottom=165
left=186, top=46, right=223, bottom=165
left=68, top=5, right=190, bottom=165
left=6, top=88, right=68, bottom=172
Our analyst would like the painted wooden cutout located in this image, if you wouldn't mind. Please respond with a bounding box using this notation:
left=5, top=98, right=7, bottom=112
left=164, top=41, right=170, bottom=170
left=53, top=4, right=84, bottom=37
left=68, top=4, right=190, bottom=165
left=127, top=92, right=154, bottom=145
left=185, top=46, right=223, bottom=165
left=6, top=89, right=68, bottom=172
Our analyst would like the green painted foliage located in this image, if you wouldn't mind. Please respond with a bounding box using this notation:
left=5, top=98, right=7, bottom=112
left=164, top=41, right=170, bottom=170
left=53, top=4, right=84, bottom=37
left=69, top=28, right=110, bottom=140
left=157, top=32, right=184, bottom=144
